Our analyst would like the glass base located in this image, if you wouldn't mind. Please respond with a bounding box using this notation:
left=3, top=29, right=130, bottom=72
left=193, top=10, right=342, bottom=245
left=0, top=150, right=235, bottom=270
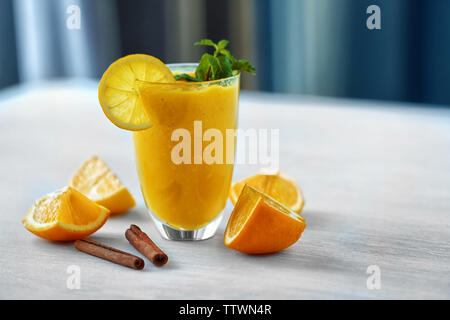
left=149, top=212, right=223, bottom=241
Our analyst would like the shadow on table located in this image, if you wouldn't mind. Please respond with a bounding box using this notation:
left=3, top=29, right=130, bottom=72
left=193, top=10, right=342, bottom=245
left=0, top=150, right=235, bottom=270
left=231, top=209, right=360, bottom=273
left=301, top=209, right=349, bottom=230
left=107, top=206, right=150, bottom=223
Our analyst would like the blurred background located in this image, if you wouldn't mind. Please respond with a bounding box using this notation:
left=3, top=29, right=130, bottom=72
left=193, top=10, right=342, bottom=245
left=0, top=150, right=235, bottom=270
left=0, top=0, right=449, bottom=106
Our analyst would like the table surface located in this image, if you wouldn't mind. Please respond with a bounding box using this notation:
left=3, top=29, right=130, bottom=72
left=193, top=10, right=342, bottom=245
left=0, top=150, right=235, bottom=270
left=0, top=80, right=449, bottom=300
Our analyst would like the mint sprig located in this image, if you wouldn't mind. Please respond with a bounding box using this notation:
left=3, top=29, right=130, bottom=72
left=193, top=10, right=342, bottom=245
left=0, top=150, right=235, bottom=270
left=175, top=39, right=256, bottom=82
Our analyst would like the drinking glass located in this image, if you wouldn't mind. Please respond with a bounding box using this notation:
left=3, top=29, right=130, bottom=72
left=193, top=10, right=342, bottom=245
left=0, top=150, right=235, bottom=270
left=133, top=64, right=240, bottom=240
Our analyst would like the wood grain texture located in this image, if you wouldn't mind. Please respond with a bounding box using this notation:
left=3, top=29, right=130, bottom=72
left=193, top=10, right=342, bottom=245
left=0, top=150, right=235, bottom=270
left=0, top=80, right=449, bottom=299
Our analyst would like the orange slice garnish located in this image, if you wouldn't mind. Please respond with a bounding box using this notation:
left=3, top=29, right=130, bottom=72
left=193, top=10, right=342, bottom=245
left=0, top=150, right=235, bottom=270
left=98, top=54, right=175, bottom=131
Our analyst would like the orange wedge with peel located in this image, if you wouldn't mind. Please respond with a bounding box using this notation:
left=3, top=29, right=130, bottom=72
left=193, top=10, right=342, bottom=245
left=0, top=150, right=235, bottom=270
left=22, top=186, right=110, bottom=241
left=230, top=172, right=305, bottom=214
left=98, top=54, right=175, bottom=131
left=69, top=156, right=135, bottom=215
left=224, top=184, right=306, bottom=254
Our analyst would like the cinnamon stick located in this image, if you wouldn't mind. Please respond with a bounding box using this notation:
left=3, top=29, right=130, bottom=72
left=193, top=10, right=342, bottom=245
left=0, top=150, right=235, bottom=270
left=125, top=224, right=168, bottom=266
left=74, top=238, right=145, bottom=270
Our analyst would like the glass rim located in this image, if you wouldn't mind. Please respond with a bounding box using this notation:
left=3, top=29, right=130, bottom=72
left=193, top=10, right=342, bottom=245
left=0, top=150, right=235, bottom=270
left=136, top=62, right=240, bottom=87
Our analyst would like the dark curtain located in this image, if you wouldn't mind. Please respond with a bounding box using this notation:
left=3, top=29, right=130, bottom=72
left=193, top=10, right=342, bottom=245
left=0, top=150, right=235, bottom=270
left=0, top=0, right=18, bottom=88
left=0, top=0, right=449, bottom=106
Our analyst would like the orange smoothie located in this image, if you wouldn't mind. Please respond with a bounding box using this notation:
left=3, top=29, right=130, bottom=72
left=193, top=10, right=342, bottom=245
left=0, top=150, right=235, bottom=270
left=133, top=65, right=240, bottom=230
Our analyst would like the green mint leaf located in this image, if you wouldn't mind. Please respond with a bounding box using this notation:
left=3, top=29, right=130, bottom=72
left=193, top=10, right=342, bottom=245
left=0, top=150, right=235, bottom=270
left=217, top=39, right=229, bottom=50
left=232, top=59, right=256, bottom=75
left=219, top=48, right=237, bottom=63
left=194, top=39, right=218, bottom=51
left=215, top=56, right=234, bottom=79
left=205, top=55, right=226, bottom=80
left=174, top=73, right=202, bottom=82
left=195, top=54, right=233, bottom=81
left=206, top=55, right=220, bottom=80
left=195, top=53, right=214, bottom=81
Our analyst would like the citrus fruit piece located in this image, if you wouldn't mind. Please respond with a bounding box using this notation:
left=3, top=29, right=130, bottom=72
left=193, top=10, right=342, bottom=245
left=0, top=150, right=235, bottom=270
left=224, top=184, right=306, bottom=254
left=22, top=186, right=110, bottom=241
left=229, top=172, right=305, bottom=214
left=69, top=156, right=136, bottom=215
left=98, top=54, right=175, bottom=131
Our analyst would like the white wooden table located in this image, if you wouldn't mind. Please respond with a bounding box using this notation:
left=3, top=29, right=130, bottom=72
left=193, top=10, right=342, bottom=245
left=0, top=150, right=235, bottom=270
left=0, top=80, right=449, bottom=299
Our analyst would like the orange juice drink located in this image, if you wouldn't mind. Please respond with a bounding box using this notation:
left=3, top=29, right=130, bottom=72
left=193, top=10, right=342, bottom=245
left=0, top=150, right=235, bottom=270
left=133, top=64, right=240, bottom=240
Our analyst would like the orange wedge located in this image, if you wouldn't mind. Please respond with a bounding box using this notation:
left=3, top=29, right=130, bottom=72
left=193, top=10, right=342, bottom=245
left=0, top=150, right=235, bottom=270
left=230, top=172, right=305, bottom=214
left=22, top=186, right=110, bottom=241
left=224, top=184, right=306, bottom=254
left=69, top=156, right=135, bottom=215
left=98, top=54, right=175, bottom=131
